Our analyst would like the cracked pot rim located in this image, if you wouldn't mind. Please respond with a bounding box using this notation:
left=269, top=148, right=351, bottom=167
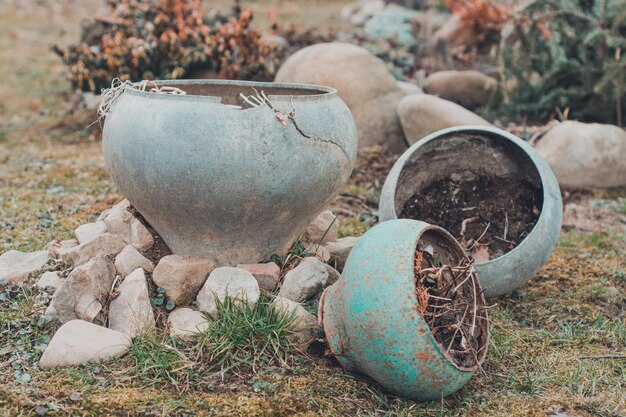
left=122, top=79, right=338, bottom=104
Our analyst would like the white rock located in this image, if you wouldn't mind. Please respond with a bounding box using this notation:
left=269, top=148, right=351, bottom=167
left=305, top=210, right=339, bottom=244
left=36, top=271, right=64, bottom=290
left=397, top=94, right=491, bottom=145
left=152, top=255, right=215, bottom=306
left=114, top=245, right=153, bottom=277
left=39, top=320, right=130, bottom=369
left=196, top=267, right=260, bottom=318
left=397, top=81, right=423, bottom=95
left=108, top=268, right=155, bottom=337
left=236, top=263, right=281, bottom=292
left=423, top=70, right=497, bottom=109
left=272, top=296, right=318, bottom=349
left=324, top=237, right=359, bottom=271
left=0, top=250, right=50, bottom=285
left=535, top=121, right=626, bottom=189
left=276, top=42, right=407, bottom=153
left=129, top=219, right=154, bottom=252
left=46, top=239, right=80, bottom=259
left=75, top=221, right=108, bottom=245
left=168, top=308, right=209, bottom=340
left=60, top=233, right=126, bottom=267
left=102, top=199, right=154, bottom=251
left=46, top=255, right=116, bottom=323
left=278, top=257, right=340, bottom=302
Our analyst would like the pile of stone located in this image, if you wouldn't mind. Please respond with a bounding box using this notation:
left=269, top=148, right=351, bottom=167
left=0, top=200, right=358, bottom=370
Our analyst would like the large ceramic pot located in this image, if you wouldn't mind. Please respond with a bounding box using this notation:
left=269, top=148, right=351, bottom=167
left=379, top=126, right=562, bottom=298
left=103, top=80, right=357, bottom=265
left=319, top=219, right=489, bottom=401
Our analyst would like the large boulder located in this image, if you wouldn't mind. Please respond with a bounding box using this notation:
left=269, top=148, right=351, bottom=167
left=46, top=255, right=116, bottom=324
left=39, top=320, right=130, bottom=369
left=535, top=121, right=626, bottom=189
left=0, top=250, right=50, bottom=285
left=423, top=70, right=497, bottom=109
left=396, top=94, right=491, bottom=144
left=108, top=268, right=155, bottom=337
left=275, top=42, right=407, bottom=153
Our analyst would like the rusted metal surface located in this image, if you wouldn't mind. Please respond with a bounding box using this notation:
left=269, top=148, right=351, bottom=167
left=103, top=80, right=357, bottom=265
left=378, top=126, right=562, bottom=298
left=319, top=219, right=489, bottom=401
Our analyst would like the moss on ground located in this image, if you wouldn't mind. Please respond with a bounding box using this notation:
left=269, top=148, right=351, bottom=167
left=1, top=1, right=625, bottom=416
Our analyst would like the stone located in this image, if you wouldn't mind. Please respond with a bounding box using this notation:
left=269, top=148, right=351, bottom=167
left=46, top=255, right=116, bottom=324
left=304, top=210, right=339, bottom=244
left=0, top=250, right=50, bottom=285
left=304, top=244, right=331, bottom=263
left=397, top=81, right=423, bottom=95
left=196, top=267, right=260, bottom=318
left=36, top=271, right=64, bottom=290
left=60, top=233, right=126, bottom=267
left=46, top=239, right=79, bottom=259
left=323, top=237, right=359, bottom=271
left=396, top=94, right=491, bottom=145
left=75, top=221, right=107, bottom=245
left=108, top=268, right=155, bottom=337
left=129, top=219, right=154, bottom=252
left=114, top=245, right=153, bottom=277
left=236, top=263, right=281, bottom=292
left=168, top=308, right=209, bottom=340
left=152, top=255, right=215, bottom=307
left=272, top=296, right=318, bottom=348
left=364, top=5, right=418, bottom=46
left=102, top=199, right=154, bottom=251
left=340, top=0, right=385, bottom=26
left=535, top=121, right=626, bottom=189
left=423, top=70, right=497, bottom=109
left=275, top=43, right=407, bottom=153
left=39, top=320, right=130, bottom=369
left=278, top=257, right=340, bottom=302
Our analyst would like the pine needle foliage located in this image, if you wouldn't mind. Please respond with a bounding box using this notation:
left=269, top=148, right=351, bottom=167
left=493, top=0, right=626, bottom=125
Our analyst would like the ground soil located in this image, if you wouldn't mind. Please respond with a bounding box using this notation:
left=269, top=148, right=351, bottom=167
left=401, top=175, right=543, bottom=260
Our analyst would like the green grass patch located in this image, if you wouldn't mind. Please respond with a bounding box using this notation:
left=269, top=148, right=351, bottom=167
left=194, top=295, right=297, bottom=374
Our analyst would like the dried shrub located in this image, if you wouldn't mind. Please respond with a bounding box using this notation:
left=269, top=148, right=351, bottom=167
left=444, top=0, right=512, bottom=45
left=53, top=0, right=282, bottom=92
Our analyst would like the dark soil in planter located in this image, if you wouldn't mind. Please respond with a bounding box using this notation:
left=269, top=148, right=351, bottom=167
left=401, top=175, right=543, bottom=260
left=414, top=250, right=489, bottom=369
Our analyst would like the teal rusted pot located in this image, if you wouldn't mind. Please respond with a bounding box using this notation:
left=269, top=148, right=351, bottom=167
left=319, top=219, right=489, bottom=401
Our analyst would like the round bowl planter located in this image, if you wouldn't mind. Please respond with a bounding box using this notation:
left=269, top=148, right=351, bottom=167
left=379, top=126, right=562, bottom=298
left=103, top=80, right=357, bottom=266
left=319, top=219, right=489, bottom=401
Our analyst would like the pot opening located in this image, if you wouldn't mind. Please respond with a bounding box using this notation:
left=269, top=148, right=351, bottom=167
left=414, top=229, right=489, bottom=370
left=397, top=131, right=544, bottom=262
left=151, top=80, right=330, bottom=107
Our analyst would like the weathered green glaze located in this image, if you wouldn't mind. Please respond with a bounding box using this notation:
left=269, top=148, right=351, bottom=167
left=103, top=80, right=357, bottom=266
left=320, top=219, right=488, bottom=401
